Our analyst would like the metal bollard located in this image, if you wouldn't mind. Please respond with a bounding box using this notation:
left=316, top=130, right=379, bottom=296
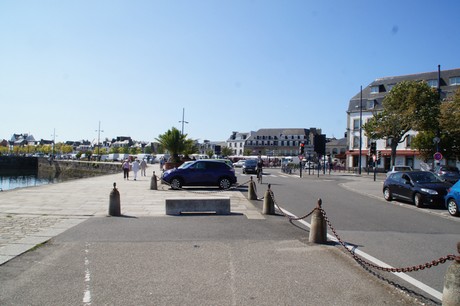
left=263, top=184, right=275, bottom=215
left=248, top=177, right=257, bottom=200
left=150, top=171, right=158, bottom=190
left=309, top=199, right=327, bottom=244
left=442, top=242, right=460, bottom=306
left=109, top=182, right=121, bottom=216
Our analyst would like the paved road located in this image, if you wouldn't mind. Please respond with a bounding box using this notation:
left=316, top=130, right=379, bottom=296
left=0, top=163, right=454, bottom=305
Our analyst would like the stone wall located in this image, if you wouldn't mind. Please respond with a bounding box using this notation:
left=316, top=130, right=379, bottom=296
left=38, top=158, right=122, bottom=179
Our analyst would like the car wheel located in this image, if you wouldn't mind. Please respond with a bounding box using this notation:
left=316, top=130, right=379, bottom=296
left=414, top=193, right=423, bottom=208
left=170, top=178, right=182, bottom=189
left=383, top=188, right=392, bottom=201
left=447, top=198, right=460, bottom=216
left=218, top=177, right=232, bottom=189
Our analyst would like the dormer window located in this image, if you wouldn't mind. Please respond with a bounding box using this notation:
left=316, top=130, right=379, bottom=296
left=387, top=84, right=395, bottom=91
left=367, top=100, right=375, bottom=109
left=370, top=86, right=379, bottom=94
left=427, top=79, right=438, bottom=88
left=450, top=77, right=460, bottom=86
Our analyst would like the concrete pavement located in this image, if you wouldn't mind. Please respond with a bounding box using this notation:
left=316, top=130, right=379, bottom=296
left=0, top=164, right=427, bottom=305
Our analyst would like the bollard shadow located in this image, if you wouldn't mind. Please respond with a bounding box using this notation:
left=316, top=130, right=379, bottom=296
left=169, top=212, right=244, bottom=217
left=107, top=214, right=138, bottom=219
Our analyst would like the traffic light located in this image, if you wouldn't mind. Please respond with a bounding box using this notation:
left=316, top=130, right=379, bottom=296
left=299, top=142, right=305, bottom=155
left=377, top=150, right=382, bottom=161
left=370, top=142, right=376, bottom=155
left=314, top=134, right=326, bottom=155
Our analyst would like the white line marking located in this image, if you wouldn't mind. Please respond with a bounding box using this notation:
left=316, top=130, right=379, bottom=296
left=277, top=206, right=443, bottom=301
left=83, top=243, right=92, bottom=305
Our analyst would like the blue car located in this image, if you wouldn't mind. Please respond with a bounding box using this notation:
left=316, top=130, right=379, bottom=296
left=161, top=160, right=237, bottom=189
left=444, top=180, right=460, bottom=216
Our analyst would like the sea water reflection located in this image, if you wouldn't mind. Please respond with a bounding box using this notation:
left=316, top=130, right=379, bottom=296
left=0, top=171, right=61, bottom=191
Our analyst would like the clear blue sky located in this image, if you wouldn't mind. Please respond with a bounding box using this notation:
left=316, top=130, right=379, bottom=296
left=1, top=1, right=459, bottom=144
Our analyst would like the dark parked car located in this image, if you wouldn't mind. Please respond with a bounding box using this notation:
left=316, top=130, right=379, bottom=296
left=433, top=165, right=460, bottom=184
left=444, top=180, right=460, bottom=216
left=161, top=160, right=237, bottom=189
left=383, top=171, right=451, bottom=208
left=242, top=159, right=258, bottom=174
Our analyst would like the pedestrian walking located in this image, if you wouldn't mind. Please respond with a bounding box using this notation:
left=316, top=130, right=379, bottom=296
left=132, top=159, right=140, bottom=180
left=122, top=159, right=130, bottom=180
left=140, top=159, right=147, bottom=176
left=160, top=157, right=165, bottom=171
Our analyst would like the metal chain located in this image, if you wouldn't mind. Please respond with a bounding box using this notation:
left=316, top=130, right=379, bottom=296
left=269, top=189, right=317, bottom=221
left=156, top=173, right=458, bottom=271
left=319, top=208, right=457, bottom=272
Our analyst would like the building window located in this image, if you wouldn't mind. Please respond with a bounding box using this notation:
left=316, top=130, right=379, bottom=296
left=427, top=79, right=438, bottom=88
left=367, top=100, right=375, bottom=109
left=353, top=119, right=360, bottom=130
left=353, top=136, right=359, bottom=149
left=386, top=138, right=392, bottom=148
left=450, top=77, right=460, bottom=85
left=370, top=86, right=379, bottom=94
left=387, top=84, right=395, bottom=91
left=406, top=135, right=412, bottom=148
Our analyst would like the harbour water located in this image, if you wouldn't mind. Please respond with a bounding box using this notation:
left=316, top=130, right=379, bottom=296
left=0, top=173, right=59, bottom=191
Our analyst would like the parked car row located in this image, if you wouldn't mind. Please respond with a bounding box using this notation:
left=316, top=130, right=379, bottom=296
left=432, top=165, right=460, bottom=184
left=383, top=170, right=459, bottom=216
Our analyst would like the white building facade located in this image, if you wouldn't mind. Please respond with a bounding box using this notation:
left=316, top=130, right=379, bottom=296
left=346, top=68, right=460, bottom=171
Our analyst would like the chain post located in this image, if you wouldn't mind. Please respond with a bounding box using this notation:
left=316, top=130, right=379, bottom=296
left=309, top=198, right=327, bottom=244
left=248, top=176, right=257, bottom=200
left=262, top=184, right=275, bottom=215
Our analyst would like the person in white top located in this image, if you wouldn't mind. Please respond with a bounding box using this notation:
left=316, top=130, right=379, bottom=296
left=132, top=159, right=140, bottom=180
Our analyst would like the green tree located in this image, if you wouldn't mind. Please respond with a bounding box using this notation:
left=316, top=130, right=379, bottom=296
left=206, top=149, right=214, bottom=158
left=438, top=88, right=460, bottom=159
left=363, top=81, right=440, bottom=166
left=183, top=139, right=199, bottom=159
left=155, top=127, right=187, bottom=163
left=144, top=146, right=153, bottom=154
left=130, top=147, right=140, bottom=155
left=412, top=88, right=460, bottom=161
left=0, top=146, right=8, bottom=155
left=110, top=146, right=120, bottom=154
left=221, top=146, right=233, bottom=157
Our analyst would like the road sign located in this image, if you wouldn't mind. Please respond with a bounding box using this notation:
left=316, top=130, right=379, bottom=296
left=433, top=152, right=443, bottom=161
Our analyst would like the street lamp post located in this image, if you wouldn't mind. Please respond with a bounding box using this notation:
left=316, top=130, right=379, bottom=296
left=179, top=108, right=189, bottom=135
left=51, top=128, right=57, bottom=159
left=95, top=121, right=104, bottom=158
left=359, top=86, right=363, bottom=175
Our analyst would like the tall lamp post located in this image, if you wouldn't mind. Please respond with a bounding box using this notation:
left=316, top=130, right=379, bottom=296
left=51, top=128, right=57, bottom=159
left=95, top=121, right=104, bottom=158
left=179, top=108, right=189, bottom=135
left=358, top=86, right=363, bottom=175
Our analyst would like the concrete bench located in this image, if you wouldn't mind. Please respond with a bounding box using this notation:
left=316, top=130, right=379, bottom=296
left=165, top=197, right=231, bottom=215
